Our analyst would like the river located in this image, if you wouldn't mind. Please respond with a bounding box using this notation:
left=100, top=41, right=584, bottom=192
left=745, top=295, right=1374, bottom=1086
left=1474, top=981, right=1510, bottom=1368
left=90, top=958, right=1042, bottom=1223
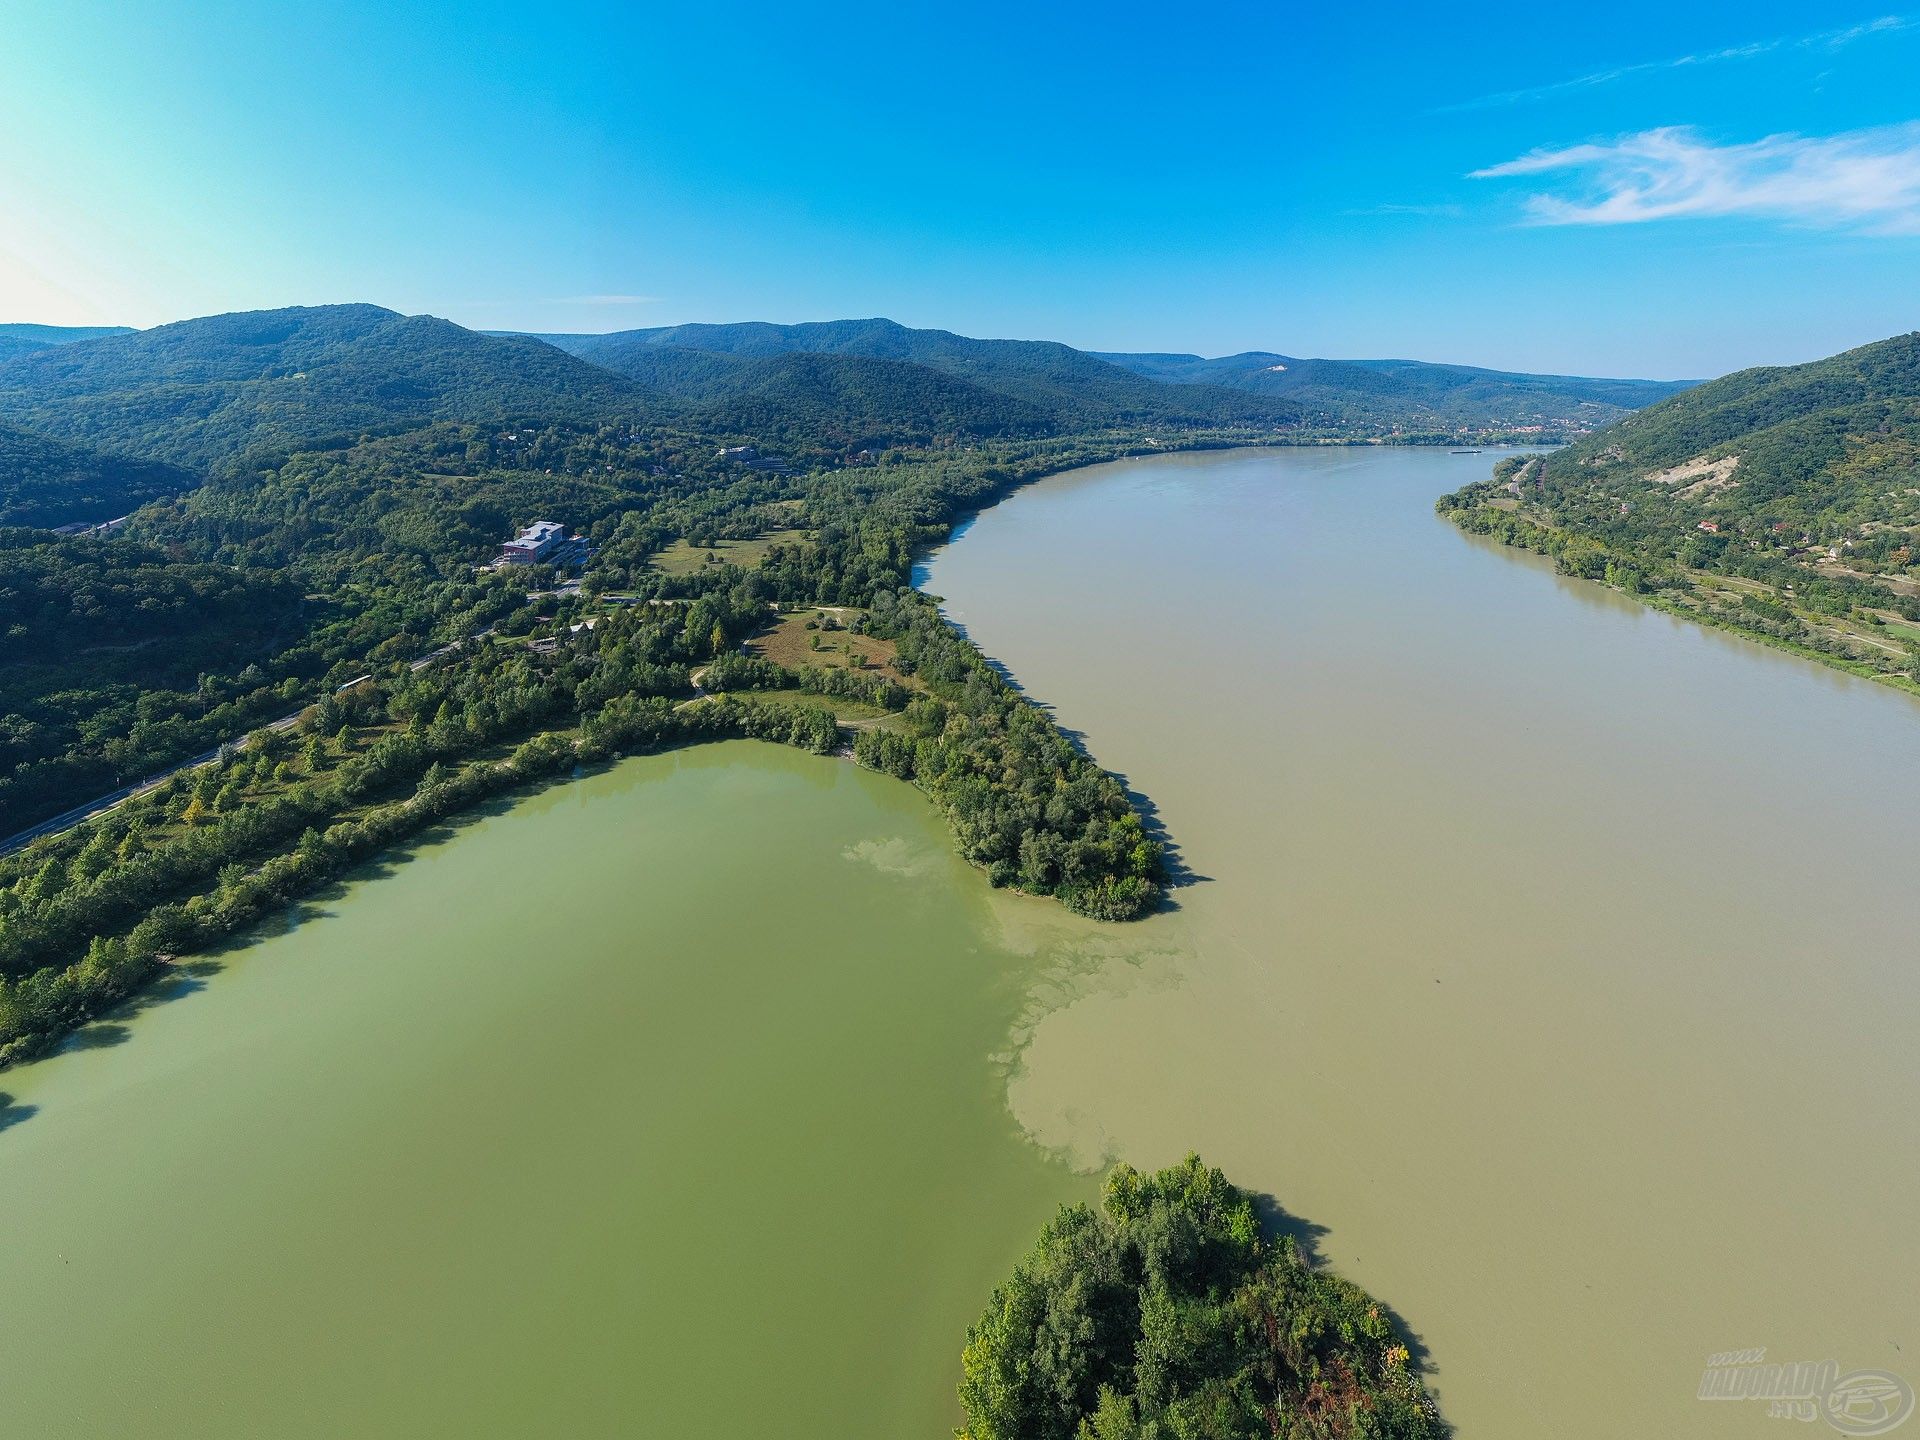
left=3, top=444, right=1915, bottom=1437
left=919, top=444, right=1920, bottom=1437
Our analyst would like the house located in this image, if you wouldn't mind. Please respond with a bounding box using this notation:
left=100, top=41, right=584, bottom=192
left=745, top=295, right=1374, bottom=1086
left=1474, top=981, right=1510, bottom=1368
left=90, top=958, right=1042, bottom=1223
left=1698, top=520, right=1720, bottom=534
left=715, top=443, right=792, bottom=473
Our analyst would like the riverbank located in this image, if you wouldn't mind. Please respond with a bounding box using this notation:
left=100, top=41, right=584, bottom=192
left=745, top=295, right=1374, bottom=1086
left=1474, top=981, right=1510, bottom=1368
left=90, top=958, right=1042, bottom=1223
left=1438, top=478, right=1920, bottom=702
left=4, top=426, right=1569, bottom=1065
left=0, top=429, right=1181, bottom=1066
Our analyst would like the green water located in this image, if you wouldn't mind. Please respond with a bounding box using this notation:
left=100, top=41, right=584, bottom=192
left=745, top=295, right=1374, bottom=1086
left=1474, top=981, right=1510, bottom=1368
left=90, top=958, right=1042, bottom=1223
left=0, top=743, right=1087, bottom=1438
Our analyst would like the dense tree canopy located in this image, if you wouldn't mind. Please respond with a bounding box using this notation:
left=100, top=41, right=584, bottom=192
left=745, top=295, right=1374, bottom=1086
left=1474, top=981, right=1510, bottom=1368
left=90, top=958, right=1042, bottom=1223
left=959, top=1157, right=1445, bottom=1440
left=0, top=424, right=193, bottom=528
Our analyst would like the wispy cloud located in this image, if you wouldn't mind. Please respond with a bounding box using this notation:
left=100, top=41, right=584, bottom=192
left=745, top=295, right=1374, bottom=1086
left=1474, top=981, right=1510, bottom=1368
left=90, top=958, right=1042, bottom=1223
left=1346, top=202, right=1464, bottom=218
left=549, top=293, right=662, bottom=306
left=1438, top=14, right=1913, bottom=113
left=1471, top=123, right=1920, bottom=233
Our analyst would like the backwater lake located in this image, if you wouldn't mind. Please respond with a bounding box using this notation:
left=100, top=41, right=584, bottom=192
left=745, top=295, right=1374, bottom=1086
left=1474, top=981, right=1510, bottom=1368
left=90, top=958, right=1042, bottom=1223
left=3, top=445, right=1915, bottom=1436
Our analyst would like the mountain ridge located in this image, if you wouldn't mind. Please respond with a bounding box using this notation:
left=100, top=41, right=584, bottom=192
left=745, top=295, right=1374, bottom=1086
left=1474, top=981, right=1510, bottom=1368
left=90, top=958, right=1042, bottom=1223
left=0, top=305, right=662, bottom=472
left=1438, top=329, right=1920, bottom=697
left=536, top=317, right=1308, bottom=431
left=530, top=316, right=1689, bottom=434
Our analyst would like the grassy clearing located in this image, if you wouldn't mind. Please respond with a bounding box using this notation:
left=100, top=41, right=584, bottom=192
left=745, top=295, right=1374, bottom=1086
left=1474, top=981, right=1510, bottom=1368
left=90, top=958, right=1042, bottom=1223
left=747, top=606, right=911, bottom=685
left=647, top=527, right=810, bottom=576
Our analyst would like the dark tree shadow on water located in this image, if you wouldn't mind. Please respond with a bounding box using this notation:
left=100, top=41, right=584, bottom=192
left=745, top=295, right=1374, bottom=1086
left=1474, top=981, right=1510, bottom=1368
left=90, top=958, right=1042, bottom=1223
left=65, top=1021, right=133, bottom=1051
left=1113, top=775, right=1209, bottom=902
left=937, top=615, right=1210, bottom=904
left=63, top=965, right=217, bottom=1054
left=1251, top=1190, right=1440, bottom=1377
left=1253, top=1191, right=1331, bottom=1264
left=0, top=1091, right=36, bottom=1134
left=0, top=764, right=629, bottom=1106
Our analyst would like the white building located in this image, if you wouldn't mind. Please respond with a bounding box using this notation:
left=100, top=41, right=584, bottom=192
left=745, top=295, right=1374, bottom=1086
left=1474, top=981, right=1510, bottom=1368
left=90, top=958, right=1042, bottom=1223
left=499, top=520, right=568, bottom=565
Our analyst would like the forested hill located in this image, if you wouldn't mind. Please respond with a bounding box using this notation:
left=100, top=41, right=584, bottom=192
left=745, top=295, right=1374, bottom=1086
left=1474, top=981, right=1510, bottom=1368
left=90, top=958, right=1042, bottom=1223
left=535, top=316, right=1687, bottom=436
left=0, top=323, right=135, bottom=365
left=0, top=306, right=1689, bottom=482
left=1494, top=331, right=1920, bottom=575
left=0, top=424, right=196, bottom=529
left=1438, top=330, right=1920, bottom=696
left=1533, top=330, right=1920, bottom=500
left=567, top=346, right=1059, bottom=446
left=532, top=318, right=1306, bottom=430
left=0, top=305, right=660, bottom=473
left=1097, top=348, right=1690, bottom=431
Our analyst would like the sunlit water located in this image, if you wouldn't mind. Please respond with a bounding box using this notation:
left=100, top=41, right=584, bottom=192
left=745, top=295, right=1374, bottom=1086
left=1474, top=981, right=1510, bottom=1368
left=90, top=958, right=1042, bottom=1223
left=920, top=445, right=1920, bottom=1439
left=0, top=743, right=1090, bottom=1438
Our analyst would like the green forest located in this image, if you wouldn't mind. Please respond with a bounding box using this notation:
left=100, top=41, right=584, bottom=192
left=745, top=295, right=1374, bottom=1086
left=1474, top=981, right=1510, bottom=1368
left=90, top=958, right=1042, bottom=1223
left=0, top=423, right=193, bottom=527
left=958, top=1156, right=1445, bottom=1440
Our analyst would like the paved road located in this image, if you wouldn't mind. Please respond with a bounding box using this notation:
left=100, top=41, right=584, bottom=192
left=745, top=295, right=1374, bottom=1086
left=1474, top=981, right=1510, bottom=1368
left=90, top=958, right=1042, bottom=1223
left=0, top=632, right=488, bottom=859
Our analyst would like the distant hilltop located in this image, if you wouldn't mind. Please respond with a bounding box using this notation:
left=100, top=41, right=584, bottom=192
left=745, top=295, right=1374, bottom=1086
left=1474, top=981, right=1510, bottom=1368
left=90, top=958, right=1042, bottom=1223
left=0, top=303, right=1693, bottom=522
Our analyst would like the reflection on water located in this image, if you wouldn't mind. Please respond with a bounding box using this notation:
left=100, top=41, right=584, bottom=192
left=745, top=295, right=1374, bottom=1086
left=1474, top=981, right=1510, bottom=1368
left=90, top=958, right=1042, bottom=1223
left=924, top=445, right=1920, bottom=1440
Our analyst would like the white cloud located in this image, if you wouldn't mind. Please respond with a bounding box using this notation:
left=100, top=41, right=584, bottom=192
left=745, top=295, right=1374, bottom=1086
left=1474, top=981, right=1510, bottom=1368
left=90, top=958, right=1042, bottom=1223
left=1439, top=14, right=1913, bottom=112
left=1471, top=123, right=1920, bottom=234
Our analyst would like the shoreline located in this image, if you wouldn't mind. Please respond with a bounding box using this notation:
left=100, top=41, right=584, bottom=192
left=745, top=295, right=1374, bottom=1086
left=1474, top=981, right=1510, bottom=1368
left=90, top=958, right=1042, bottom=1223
left=1439, top=492, right=1920, bottom=706
left=0, top=435, right=1194, bottom=1067
left=2, top=434, right=1580, bottom=1070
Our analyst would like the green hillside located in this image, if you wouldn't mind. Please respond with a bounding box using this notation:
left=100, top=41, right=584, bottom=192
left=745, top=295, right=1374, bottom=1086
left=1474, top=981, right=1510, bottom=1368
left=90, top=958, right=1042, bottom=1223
left=130, top=421, right=761, bottom=577
left=0, top=528, right=311, bottom=828
left=1098, top=348, right=1689, bottom=433
left=0, top=305, right=659, bottom=472
left=1439, top=330, right=1920, bottom=692
left=579, top=344, right=1056, bottom=444
left=538, top=318, right=1306, bottom=430
left=0, top=423, right=195, bottom=528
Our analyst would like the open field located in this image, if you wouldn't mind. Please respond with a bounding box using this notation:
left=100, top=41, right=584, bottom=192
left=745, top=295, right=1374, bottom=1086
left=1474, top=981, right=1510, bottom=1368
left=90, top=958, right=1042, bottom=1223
left=747, top=606, right=911, bottom=685
left=648, top=527, right=810, bottom=576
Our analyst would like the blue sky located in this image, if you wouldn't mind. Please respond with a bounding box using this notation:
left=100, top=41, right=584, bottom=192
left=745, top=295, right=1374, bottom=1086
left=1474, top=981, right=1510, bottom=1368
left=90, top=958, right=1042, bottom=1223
left=1, top=0, right=1916, bottom=378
